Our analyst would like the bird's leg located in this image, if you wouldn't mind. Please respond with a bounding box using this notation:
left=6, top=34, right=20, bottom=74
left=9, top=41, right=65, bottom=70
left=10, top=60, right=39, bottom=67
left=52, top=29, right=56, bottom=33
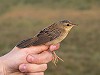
left=52, top=51, right=64, bottom=66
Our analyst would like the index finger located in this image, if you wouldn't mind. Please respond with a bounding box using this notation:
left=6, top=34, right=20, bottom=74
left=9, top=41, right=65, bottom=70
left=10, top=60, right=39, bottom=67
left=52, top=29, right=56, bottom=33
left=15, top=45, right=49, bottom=54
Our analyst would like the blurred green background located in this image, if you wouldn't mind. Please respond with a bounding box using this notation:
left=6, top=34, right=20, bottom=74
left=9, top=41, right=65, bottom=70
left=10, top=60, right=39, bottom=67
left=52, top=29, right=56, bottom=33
left=0, top=0, right=100, bottom=75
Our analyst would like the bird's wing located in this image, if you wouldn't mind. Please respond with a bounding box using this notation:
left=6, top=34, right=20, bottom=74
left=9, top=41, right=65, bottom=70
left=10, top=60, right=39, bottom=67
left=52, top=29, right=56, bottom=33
left=32, top=25, right=62, bottom=45
left=16, top=24, right=61, bottom=48
left=16, top=37, right=38, bottom=48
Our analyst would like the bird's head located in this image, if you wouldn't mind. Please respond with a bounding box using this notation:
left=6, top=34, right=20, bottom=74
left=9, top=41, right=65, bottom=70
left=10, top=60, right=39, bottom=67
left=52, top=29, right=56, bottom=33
left=58, top=20, right=77, bottom=31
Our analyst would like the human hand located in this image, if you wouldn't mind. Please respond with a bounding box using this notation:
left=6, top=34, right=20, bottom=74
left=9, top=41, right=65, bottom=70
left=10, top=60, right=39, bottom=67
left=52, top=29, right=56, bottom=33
left=0, top=43, right=60, bottom=75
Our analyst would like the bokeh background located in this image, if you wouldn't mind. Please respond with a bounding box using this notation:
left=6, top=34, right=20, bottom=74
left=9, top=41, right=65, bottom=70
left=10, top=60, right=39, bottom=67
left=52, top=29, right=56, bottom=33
left=0, top=0, right=100, bottom=75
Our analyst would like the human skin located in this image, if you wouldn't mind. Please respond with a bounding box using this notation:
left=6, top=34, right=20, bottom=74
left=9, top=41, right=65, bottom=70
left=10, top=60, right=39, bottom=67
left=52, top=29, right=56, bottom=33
left=0, top=43, right=60, bottom=75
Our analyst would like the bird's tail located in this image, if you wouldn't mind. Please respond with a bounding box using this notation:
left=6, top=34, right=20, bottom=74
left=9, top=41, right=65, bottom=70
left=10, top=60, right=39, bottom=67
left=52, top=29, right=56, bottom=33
left=16, top=37, right=38, bottom=48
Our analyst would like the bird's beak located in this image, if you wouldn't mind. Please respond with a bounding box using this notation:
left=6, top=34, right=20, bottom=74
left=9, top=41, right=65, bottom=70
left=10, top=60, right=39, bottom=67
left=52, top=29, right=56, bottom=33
left=72, top=23, right=78, bottom=26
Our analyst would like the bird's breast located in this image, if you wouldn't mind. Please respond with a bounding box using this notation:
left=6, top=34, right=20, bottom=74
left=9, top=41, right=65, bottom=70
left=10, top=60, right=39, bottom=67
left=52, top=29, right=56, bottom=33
left=46, top=30, right=68, bottom=45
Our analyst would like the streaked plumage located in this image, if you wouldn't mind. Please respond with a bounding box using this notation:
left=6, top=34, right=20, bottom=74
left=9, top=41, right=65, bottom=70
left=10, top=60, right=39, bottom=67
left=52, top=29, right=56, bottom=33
left=16, top=20, right=76, bottom=65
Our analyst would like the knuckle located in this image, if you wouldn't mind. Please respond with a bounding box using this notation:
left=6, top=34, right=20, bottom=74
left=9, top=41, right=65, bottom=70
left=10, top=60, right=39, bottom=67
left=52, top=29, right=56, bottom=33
left=35, top=64, right=47, bottom=72
left=28, top=51, right=53, bottom=64
left=39, top=45, right=48, bottom=51
left=47, top=52, right=53, bottom=60
left=46, top=53, right=53, bottom=61
left=43, top=52, right=53, bottom=63
left=42, top=64, right=47, bottom=71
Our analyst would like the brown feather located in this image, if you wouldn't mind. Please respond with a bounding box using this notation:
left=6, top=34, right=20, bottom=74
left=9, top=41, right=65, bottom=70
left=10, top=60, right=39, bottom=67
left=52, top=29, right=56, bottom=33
left=16, top=37, right=39, bottom=48
left=16, top=23, right=62, bottom=48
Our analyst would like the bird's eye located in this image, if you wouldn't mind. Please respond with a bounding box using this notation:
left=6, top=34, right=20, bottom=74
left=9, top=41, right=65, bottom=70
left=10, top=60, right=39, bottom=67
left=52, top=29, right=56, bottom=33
left=67, top=24, right=70, bottom=26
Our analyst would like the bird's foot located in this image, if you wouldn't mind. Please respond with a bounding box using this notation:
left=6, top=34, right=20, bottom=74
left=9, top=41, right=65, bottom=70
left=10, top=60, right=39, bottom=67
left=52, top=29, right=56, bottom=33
left=52, top=51, right=64, bottom=66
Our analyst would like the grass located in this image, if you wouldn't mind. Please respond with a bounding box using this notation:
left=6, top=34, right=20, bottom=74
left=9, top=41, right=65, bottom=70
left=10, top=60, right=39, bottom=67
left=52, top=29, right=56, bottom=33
left=0, top=0, right=100, bottom=75
left=0, top=0, right=100, bottom=15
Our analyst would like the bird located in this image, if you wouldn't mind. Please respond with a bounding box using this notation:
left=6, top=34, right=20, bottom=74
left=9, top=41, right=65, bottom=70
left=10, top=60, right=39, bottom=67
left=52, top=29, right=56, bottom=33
left=16, top=20, right=76, bottom=65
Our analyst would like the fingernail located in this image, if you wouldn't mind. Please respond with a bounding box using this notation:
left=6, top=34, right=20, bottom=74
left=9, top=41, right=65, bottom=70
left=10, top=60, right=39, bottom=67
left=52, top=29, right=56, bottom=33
left=19, top=64, right=26, bottom=72
left=50, top=45, right=57, bottom=51
left=28, top=55, right=34, bottom=62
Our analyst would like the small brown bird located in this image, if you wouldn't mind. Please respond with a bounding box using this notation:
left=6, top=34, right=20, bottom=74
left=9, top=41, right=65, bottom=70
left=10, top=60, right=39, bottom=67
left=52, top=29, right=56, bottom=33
left=16, top=20, right=76, bottom=65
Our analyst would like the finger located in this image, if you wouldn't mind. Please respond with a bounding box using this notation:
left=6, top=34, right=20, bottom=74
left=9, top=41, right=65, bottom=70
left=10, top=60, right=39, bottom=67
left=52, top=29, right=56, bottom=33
left=15, top=45, right=49, bottom=54
left=29, top=45, right=49, bottom=54
left=27, top=51, right=53, bottom=64
left=19, top=64, right=47, bottom=73
left=27, top=72, right=44, bottom=75
left=49, top=43, right=60, bottom=51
